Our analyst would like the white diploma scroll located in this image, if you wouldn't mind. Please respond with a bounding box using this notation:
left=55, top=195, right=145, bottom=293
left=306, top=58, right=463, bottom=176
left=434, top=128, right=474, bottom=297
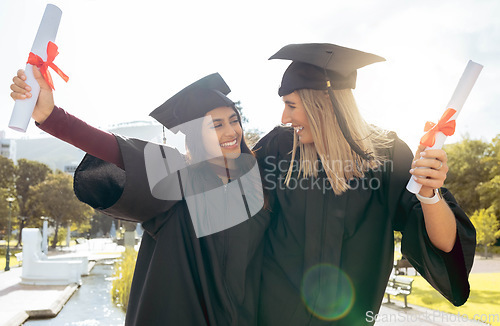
left=8, top=4, right=62, bottom=132
left=406, top=60, right=483, bottom=194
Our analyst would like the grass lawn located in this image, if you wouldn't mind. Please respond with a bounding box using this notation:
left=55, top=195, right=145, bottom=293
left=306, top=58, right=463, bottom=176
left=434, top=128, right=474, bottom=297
left=0, top=255, right=20, bottom=269
left=392, top=273, right=500, bottom=325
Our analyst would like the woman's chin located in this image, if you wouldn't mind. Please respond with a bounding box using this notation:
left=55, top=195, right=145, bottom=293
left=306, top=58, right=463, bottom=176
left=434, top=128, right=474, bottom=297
left=297, top=134, right=314, bottom=144
left=223, top=151, right=241, bottom=160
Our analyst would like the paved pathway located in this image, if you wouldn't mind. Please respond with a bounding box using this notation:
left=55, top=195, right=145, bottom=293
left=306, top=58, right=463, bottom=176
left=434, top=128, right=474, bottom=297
left=0, top=238, right=124, bottom=326
left=375, top=301, right=489, bottom=325
left=470, top=254, right=500, bottom=273
left=0, top=247, right=498, bottom=326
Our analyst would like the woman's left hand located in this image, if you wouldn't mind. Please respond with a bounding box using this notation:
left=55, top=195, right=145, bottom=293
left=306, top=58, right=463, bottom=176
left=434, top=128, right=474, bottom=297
left=410, top=144, right=448, bottom=197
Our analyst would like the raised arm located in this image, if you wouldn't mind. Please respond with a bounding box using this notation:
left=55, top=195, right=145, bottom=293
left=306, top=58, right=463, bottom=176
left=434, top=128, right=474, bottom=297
left=409, top=144, right=457, bottom=252
left=10, top=66, right=124, bottom=169
left=390, top=137, right=475, bottom=307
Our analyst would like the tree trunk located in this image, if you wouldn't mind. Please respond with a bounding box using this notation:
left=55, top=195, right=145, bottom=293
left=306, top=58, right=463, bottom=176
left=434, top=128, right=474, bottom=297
left=16, top=220, right=25, bottom=248
left=484, top=244, right=489, bottom=259
left=51, top=223, right=59, bottom=249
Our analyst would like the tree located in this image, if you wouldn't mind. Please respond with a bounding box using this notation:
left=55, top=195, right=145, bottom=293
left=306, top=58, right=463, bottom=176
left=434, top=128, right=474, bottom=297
left=0, top=188, right=19, bottom=235
left=245, top=128, right=263, bottom=149
left=477, top=135, right=500, bottom=218
left=0, top=156, right=16, bottom=189
left=234, top=101, right=249, bottom=125
left=14, top=159, right=52, bottom=246
left=90, top=212, right=115, bottom=237
left=443, top=137, right=490, bottom=215
left=470, top=207, right=500, bottom=257
left=477, top=176, right=500, bottom=219
left=27, top=172, right=94, bottom=248
left=483, top=135, right=500, bottom=177
left=0, top=156, right=17, bottom=234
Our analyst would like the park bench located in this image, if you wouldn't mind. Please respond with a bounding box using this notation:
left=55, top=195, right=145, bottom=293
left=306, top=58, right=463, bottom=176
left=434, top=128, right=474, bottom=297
left=385, top=275, right=413, bottom=308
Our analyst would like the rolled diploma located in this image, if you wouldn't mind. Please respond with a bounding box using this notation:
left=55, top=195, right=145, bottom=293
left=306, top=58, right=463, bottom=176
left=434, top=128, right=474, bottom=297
left=406, top=60, right=483, bottom=194
left=8, top=4, right=62, bottom=132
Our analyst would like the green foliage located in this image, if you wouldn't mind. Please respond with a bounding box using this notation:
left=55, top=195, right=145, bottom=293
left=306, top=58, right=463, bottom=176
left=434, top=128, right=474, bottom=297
left=444, top=137, right=490, bottom=215
left=56, top=226, right=68, bottom=247
left=488, top=246, right=500, bottom=255
left=470, top=207, right=500, bottom=257
left=0, top=156, right=18, bottom=233
left=0, top=158, right=52, bottom=245
left=27, top=173, right=94, bottom=248
left=476, top=135, right=500, bottom=218
left=111, top=248, right=138, bottom=312
left=0, top=249, right=21, bottom=268
left=15, top=159, right=52, bottom=219
left=90, top=212, right=114, bottom=237
left=483, top=135, right=500, bottom=177
left=393, top=230, right=402, bottom=243
left=0, top=188, right=19, bottom=236
left=393, top=231, right=403, bottom=260
left=477, top=175, right=500, bottom=218
left=442, top=134, right=500, bottom=255
left=0, top=156, right=16, bottom=189
left=234, top=101, right=249, bottom=125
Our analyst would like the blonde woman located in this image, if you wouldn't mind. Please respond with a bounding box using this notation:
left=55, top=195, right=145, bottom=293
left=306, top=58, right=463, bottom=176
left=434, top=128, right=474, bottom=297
left=255, top=43, right=475, bottom=325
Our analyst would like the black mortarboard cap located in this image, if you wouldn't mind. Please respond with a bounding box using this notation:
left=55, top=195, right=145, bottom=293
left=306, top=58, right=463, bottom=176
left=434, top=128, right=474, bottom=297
left=150, top=73, right=234, bottom=133
left=270, top=43, right=385, bottom=160
left=269, top=43, right=385, bottom=96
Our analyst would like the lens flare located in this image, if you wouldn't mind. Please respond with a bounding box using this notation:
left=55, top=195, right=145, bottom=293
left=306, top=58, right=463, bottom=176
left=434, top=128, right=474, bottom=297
left=300, top=264, right=354, bottom=321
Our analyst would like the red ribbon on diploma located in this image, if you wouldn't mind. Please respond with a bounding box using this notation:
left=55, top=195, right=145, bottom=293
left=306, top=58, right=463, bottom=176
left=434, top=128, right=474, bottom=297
left=27, top=41, right=68, bottom=90
left=420, top=108, right=457, bottom=147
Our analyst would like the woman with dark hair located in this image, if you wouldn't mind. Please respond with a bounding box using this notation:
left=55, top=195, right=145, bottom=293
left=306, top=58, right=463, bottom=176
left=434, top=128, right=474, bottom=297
left=10, top=68, right=269, bottom=326
left=254, top=43, right=476, bottom=325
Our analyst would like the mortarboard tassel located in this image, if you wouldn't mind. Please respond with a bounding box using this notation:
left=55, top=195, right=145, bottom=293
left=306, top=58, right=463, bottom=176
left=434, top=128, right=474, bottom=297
left=323, top=52, right=373, bottom=161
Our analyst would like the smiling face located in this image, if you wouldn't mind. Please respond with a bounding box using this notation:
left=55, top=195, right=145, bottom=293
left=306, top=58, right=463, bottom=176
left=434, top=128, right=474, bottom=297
left=202, top=106, right=243, bottom=159
left=281, top=91, right=314, bottom=144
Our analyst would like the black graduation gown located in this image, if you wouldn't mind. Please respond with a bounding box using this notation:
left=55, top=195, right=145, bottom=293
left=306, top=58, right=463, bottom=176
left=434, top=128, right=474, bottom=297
left=253, top=127, right=476, bottom=326
left=73, top=135, right=270, bottom=326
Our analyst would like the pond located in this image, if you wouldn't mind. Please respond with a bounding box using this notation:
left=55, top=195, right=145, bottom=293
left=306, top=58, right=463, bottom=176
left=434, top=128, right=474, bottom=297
left=24, top=260, right=126, bottom=325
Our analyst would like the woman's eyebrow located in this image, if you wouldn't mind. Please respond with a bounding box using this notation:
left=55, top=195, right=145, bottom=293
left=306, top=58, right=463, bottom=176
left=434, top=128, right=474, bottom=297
left=205, top=118, right=221, bottom=126
left=284, top=100, right=296, bottom=105
left=207, top=113, right=238, bottom=125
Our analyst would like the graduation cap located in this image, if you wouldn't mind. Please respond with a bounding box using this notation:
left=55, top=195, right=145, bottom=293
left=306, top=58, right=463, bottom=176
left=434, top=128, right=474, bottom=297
left=269, top=43, right=385, bottom=160
left=149, top=73, right=235, bottom=133
left=270, top=43, right=385, bottom=95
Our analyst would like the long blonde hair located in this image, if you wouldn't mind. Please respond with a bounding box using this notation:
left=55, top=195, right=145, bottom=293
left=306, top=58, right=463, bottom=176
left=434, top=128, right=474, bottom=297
left=285, top=88, right=393, bottom=195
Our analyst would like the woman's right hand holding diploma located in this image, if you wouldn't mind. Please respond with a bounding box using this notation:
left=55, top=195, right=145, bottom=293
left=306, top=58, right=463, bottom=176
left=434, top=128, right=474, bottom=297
left=409, top=144, right=457, bottom=253
left=10, top=65, right=54, bottom=124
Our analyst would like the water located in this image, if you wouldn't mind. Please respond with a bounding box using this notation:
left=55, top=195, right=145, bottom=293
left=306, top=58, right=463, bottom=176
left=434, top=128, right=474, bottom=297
left=24, top=261, right=126, bottom=326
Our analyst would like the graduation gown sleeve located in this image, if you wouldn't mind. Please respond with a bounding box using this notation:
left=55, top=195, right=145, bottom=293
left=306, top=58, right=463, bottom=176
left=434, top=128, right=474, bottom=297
left=388, top=134, right=476, bottom=306
left=74, top=135, right=183, bottom=224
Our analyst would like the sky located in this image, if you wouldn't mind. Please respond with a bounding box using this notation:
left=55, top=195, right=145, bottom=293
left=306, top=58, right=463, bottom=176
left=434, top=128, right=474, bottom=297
left=1, top=0, right=499, bottom=153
